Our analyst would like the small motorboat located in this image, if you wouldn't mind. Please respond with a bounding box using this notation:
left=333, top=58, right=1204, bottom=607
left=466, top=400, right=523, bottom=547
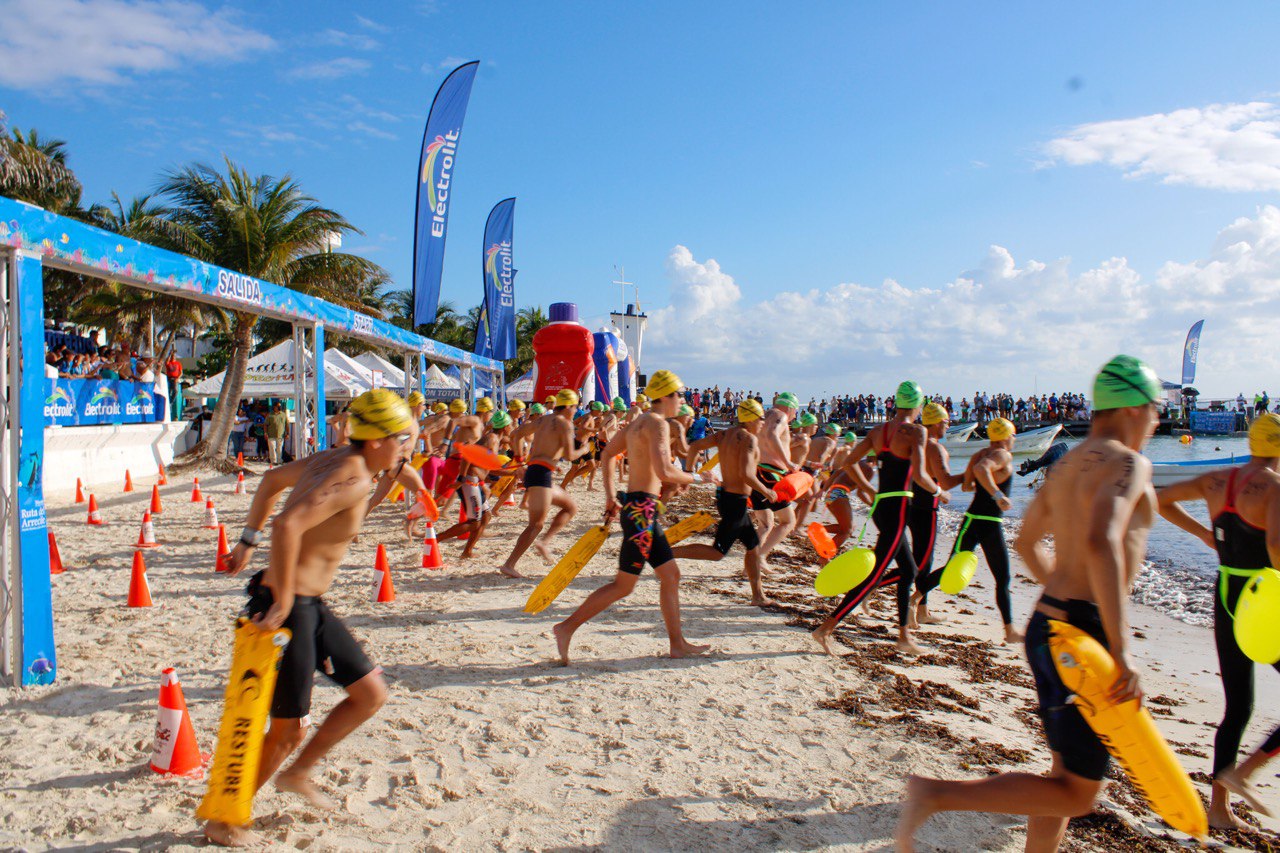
left=1151, top=454, right=1250, bottom=488
left=946, top=424, right=1064, bottom=460
left=941, top=422, right=978, bottom=447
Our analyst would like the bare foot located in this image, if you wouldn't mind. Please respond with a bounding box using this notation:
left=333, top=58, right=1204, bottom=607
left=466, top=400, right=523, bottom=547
left=1209, top=801, right=1246, bottom=831
left=894, top=775, right=936, bottom=852
left=811, top=626, right=838, bottom=656
left=896, top=636, right=924, bottom=656
left=670, top=640, right=712, bottom=659
left=533, top=538, right=554, bottom=566
left=1003, top=626, right=1025, bottom=644
left=203, top=821, right=257, bottom=847
left=552, top=622, right=574, bottom=666
left=499, top=564, right=525, bottom=579
left=276, top=769, right=336, bottom=810
left=751, top=596, right=776, bottom=607
left=911, top=594, right=941, bottom=624
left=1218, top=769, right=1274, bottom=817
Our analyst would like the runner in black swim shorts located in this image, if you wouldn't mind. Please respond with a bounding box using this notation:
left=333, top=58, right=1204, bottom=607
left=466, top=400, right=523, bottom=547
left=750, top=463, right=790, bottom=512
left=618, top=490, right=674, bottom=573
left=713, top=489, right=760, bottom=555
left=523, top=459, right=554, bottom=489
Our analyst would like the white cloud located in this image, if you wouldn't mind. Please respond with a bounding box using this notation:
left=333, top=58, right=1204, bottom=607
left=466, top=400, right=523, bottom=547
left=0, top=0, right=273, bottom=90
left=316, top=28, right=379, bottom=51
left=354, top=14, right=390, bottom=33
left=288, top=57, right=371, bottom=81
left=1043, top=101, right=1280, bottom=192
left=347, top=121, right=396, bottom=141
left=647, top=209, right=1280, bottom=398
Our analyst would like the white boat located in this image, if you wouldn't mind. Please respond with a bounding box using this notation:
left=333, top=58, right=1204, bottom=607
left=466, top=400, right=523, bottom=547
left=945, top=424, right=1063, bottom=460
left=941, top=422, right=978, bottom=446
left=1151, top=454, right=1250, bottom=488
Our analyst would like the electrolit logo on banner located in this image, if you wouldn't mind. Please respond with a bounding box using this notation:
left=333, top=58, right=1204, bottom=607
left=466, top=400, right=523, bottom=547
left=125, top=387, right=156, bottom=418
left=423, top=130, right=460, bottom=238
left=215, top=270, right=264, bottom=306
left=83, top=384, right=121, bottom=418
left=1182, top=319, right=1205, bottom=386
left=486, top=240, right=514, bottom=308
left=44, top=385, right=74, bottom=419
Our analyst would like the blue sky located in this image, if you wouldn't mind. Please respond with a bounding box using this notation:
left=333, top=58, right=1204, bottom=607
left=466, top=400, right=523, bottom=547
left=4, top=0, right=1280, bottom=398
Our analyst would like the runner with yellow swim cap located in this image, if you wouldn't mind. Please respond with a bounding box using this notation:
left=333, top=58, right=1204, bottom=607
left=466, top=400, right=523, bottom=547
left=898, top=355, right=1159, bottom=850
left=902, top=401, right=965, bottom=628
left=205, top=388, right=415, bottom=846
left=554, top=369, right=710, bottom=663
left=1157, top=410, right=1280, bottom=828
left=914, top=416, right=1021, bottom=641
left=562, top=398, right=609, bottom=491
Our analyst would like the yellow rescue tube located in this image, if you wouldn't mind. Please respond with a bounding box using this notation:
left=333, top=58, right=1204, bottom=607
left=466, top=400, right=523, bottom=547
left=939, top=551, right=978, bottom=594
left=1234, top=568, right=1280, bottom=664
left=698, top=453, right=720, bottom=474
left=1048, top=620, right=1207, bottom=839
left=524, top=525, right=609, bottom=614
left=814, top=547, right=876, bottom=597
left=197, top=618, right=291, bottom=827
left=665, top=511, right=715, bottom=545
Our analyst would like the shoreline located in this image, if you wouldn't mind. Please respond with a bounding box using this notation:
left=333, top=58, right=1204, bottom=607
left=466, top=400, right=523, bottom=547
left=1, top=475, right=1278, bottom=850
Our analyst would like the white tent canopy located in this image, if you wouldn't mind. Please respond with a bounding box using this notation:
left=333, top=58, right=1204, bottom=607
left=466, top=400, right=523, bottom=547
left=421, top=363, right=462, bottom=400
left=186, top=339, right=367, bottom=400
left=325, top=348, right=377, bottom=393
left=355, top=352, right=407, bottom=391
left=505, top=369, right=534, bottom=402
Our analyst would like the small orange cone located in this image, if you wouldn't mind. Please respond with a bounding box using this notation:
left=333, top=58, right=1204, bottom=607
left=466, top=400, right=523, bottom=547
left=86, top=494, right=103, bottom=525
left=190, top=477, right=202, bottom=503
left=150, top=483, right=163, bottom=515
left=135, top=511, right=160, bottom=549
left=394, top=488, right=406, bottom=503
left=421, top=521, right=443, bottom=570
left=150, top=668, right=204, bottom=776
left=74, top=478, right=86, bottom=504
left=458, top=504, right=470, bottom=541
left=128, top=551, right=152, bottom=607
left=235, top=452, right=244, bottom=468
left=157, top=462, right=168, bottom=486
left=374, top=544, right=396, bottom=602
left=215, top=524, right=231, bottom=573
left=202, top=499, right=219, bottom=530
left=234, top=471, right=245, bottom=495
left=49, top=532, right=66, bottom=574
left=123, top=470, right=134, bottom=493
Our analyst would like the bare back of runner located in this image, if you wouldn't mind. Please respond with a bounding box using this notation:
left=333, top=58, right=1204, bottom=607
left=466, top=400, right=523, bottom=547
left=553, top=370, right=710, bottom=664
left=896, top=355, right=1160, bottom=852
left=204, top=389, right=415, bottom=847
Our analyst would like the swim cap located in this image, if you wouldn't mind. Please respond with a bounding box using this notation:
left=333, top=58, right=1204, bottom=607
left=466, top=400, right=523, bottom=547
left=987, top=418, right=1016, bottom=442
left=544, top=395, right=555, bottom=405
left=644, top=369, right=683, bottom=400
left=508, top=398, right=525, bottom=411
left=448, top=398, right=466, bottom=414
left=799, top=412, right=818, bottom=427
left=1092, top=355, right=1161, bottom=411
left=841, top=431, right=857, bottom=444
left=612, top=398, right=626, bottom=411
left=738, top=399, right=765, bottom=423
left=432, top=402, right=447, bottom=414
left=1250, top=413, right=1280, bottom=457
left=475, top=396, right=494, bottom=413
left=530, top=403, right=545, bottom=415
left=773, top=391, right=800, bottom=410
left=347, top=389, right=414, bottom=441
left=590, top=400, right=606, bottom=412
left=823, top=423, right=840, bottom=436
left=922, top=402, right=949, bottom=426
left=407, top=391, right=426, bottom=408
left=555, top=389, right=580, bottom=408
left=490, top=411, right=512, bottom=430
left=636, top=393, right=648, bottom=404
left=678, top=404, right=693, bottom=417
left=790, top=418, right=802, bottom=430
left=895, top=381, right=924, bottom=410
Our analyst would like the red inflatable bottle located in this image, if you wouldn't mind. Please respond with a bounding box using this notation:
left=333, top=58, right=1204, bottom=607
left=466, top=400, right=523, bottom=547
left=532, top=303, right=595, bottom=404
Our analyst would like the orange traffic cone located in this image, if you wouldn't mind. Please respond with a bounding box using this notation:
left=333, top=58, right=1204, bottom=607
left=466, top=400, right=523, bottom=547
left=190, top=477, right=202, bottom=503
left=74, top=478, right=85, bottom=504
left=394, top=488, right=406, bottom=503
left=215, top=524, right=231, bottom=573
left=86, top=494, right=103, bottom=525
left=150, top=483, right=163, bottom=515
left=149, top=668, right=204, bottom=776
left=135, top=511, right=160, bottom=549
left=157, top=462, right=168, bottom=486
left=234, top=471, right=245, bottom=495
left=124, top=470, right=134, bottom=493
left=458, top=504, right=470, bottom=541
left=235, top=451, right=244, bottom=468
left=421, top=521, right=443, bottom=570
left=202, top=499, right=219, bottom=530
left=374, top=544, right=396, bottom=602
left=49, top=532, right=66, bottom=575
left=128, top=551, right=152, bottom=607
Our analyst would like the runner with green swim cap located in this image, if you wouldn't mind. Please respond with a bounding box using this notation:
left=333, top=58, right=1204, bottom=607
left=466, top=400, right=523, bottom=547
left=1092, top=354, right=1162, bottom=411
left=896, top=380, right=925, bottom=411
left=612, top=397, right=626, bottom=412
left=774, top=391, right=801, bottom=410
left=794, top=417, right=842, bottom=531
left=751, top=391, right=803, bottom=581
left=530, top=403, right=545, bottom=415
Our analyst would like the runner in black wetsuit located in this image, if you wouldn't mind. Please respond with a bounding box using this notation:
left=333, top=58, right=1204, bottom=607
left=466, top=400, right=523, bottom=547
left=812, top=381, right=948, bottom=656
left=1157, top=412, right=1280, bottom=828
left=905, top=402, right=964, bottom=628
left=915, top=417, right=1022, bottom=643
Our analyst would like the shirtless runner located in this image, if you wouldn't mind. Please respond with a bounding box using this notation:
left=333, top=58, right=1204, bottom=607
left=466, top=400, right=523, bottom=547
left=204, top=389, right=415, bottom=847
left=752, top=392, right=802, bottom=567
left=896, top=355, right=1160, bottom=852
left=673, top=397, right=777, bottom=606
left=497, top=389, right=591, bottom=578
left=553, top=370, right=710, bottom=664
left=904, top=402, right=964, bottom=628
left=793, top=420, right=840, bottom=532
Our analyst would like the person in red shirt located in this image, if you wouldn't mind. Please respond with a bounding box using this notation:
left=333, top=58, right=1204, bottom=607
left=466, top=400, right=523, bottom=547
left=164, top=354, right=183, bottom=420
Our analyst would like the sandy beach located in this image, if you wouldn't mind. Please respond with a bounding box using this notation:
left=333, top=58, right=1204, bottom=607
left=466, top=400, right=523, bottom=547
left=3, top=470, right=1280, bottom=852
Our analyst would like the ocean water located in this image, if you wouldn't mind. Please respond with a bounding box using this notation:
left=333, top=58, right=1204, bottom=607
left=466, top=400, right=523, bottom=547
left=997, top=434, right=1250, bottom=627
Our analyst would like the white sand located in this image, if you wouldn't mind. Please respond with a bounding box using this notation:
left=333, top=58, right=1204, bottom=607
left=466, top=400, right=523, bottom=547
left=2, top=470, right=1279, bottom=851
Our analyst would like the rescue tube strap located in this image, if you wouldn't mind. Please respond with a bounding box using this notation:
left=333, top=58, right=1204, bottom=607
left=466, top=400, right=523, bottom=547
left=1219, top=565, right=1270, bottom=618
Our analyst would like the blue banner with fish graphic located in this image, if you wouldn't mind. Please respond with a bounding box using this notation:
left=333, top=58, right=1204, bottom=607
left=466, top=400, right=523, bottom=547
left=43, top=378, right=160, bottom=426
left=475, top=197, right=516, bottom=360
left=412, top=60, right=480, bottom=328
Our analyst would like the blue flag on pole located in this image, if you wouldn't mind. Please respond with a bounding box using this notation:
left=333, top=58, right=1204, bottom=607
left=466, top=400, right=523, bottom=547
left=412, top=60, right=480, bottom=328
left=1182, top=319, right=1204, bottom=386
left=475, top=198, right=516, bottom=360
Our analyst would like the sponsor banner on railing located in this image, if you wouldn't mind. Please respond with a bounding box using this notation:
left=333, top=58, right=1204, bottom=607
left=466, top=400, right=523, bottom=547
left=44, top=378, right=161, bottom=426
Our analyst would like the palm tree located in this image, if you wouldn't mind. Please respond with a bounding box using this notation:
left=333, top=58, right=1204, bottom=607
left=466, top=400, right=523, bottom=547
left=509, top=305, right=549, bottom=379
left=0, top=122, right=84, bottom=215
left=151, top=157, right=388, bottom=469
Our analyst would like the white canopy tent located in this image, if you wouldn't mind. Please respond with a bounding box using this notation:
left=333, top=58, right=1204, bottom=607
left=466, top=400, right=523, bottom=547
left=355, top=352, right=407, bottom=391
left=186, top=339, right=367, bottom=400
left=505, top=369, right=535, bottom=401
left=422, top=363, right=463, bottom=400
left=325, top=348, right=377, bottom=393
